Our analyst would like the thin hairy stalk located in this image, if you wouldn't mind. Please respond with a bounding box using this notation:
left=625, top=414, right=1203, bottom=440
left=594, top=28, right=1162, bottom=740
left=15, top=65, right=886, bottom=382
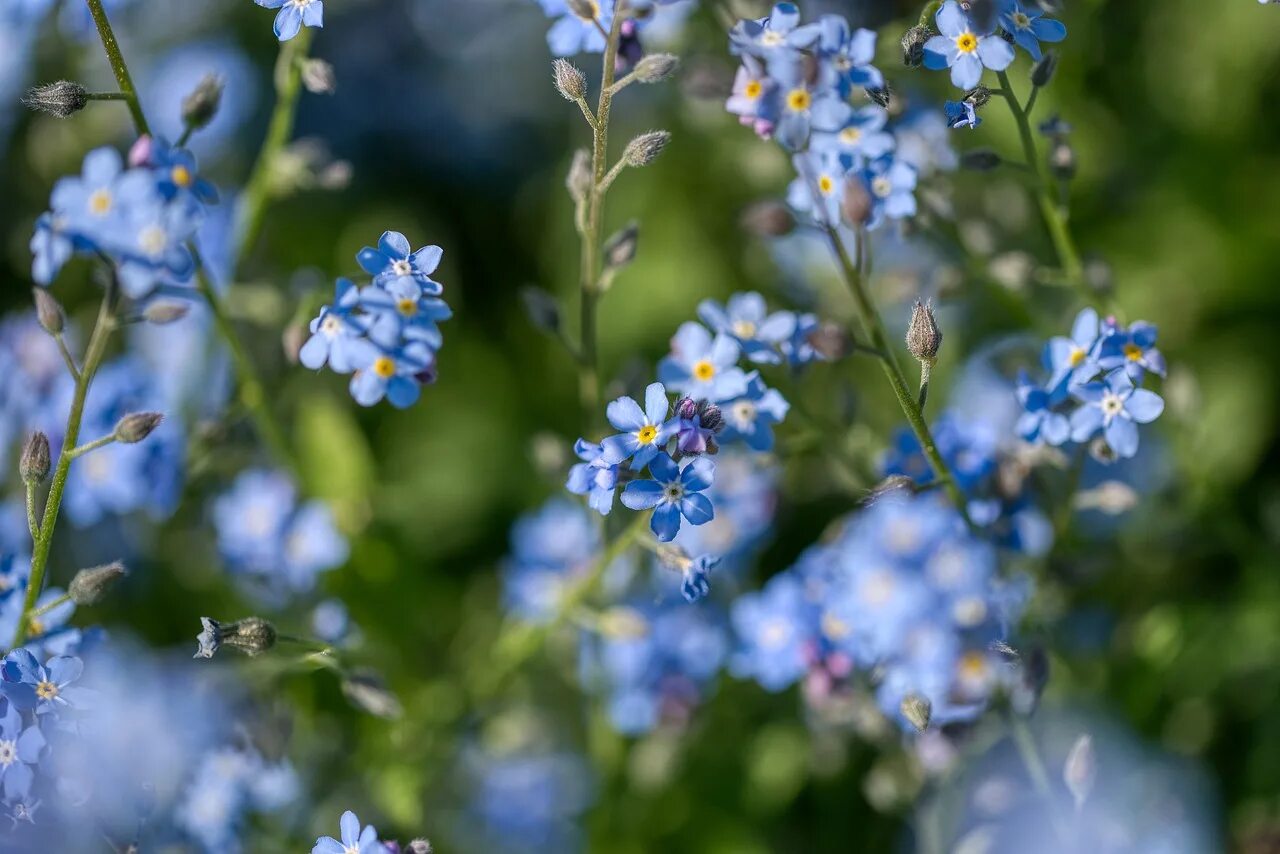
left=24, top=484, right=40, bottom=541
left=821, top=224, right=973, bottom=526
left=67, top=434, right=116, bottom=459
left=11, top=281, right=118, bottom=649
left=233, top=29, right=314, bottom=275
left=84, top=0, right=150, bottom=135
left=917, top=360, right=932, bottom=412
left=995, top=70, right=1089, bottom=301
left=54, top=334, right=80, bottom=381
left=29, top=593, right=72, bottom=621
left=577, top=2, right=626, bottom=426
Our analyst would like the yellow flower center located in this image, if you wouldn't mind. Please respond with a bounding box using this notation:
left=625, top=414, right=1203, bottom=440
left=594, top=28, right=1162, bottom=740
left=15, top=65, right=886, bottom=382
left=958, top=651, right=989, bottom=681
left=373, top=356, right=396, bottom=378
left=818, top=175, right=834, bottom=195
left=821, top=612, right=850, bottom=640
left=786, top=88, right=811, bottom=112
left=732, top=320, right=757, bottom=339
left=636, top=425, right=658, bottom=445
left=760, top=31, right=785, bottom=47
left=839, top=127, right=863, bottom=145
left=1068, top=347, right=1087, bottom=367
left=171, top=165, right=193, bottom=188
left=35, top=680, right=58, bottom=700
left=744, top=80, right=763, bottom=99
left=692, top=360, right=716, bottom=382
left=396, top=297, right=417, bottom=317
left=955, top=32, right=978, bottom=53
left=1123, top=343, right=1143, bottom=361
left=89, top=188, right=113, bottom=215
left=27, top=616, right=44, bottom=637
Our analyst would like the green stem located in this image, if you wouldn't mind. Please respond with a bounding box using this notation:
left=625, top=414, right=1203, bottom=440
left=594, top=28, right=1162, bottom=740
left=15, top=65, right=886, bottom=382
left=30, top=593, right=72, bottom=621
left=67, top=434, right=115, bottom=459
left=822, top=225, right=973, bottom=526
left=577, top=3, right=626, bottom=427
left=10, top=281, right=117, bottom=650
left=233, top=29, right=313, bottom=274
left=917, top=360, right=933, bottom=412
left=995, top=70, right=1088, bottom=301
left=54, top=334, right=80, bottom=381
left=83, top=0, right=150, bottom=135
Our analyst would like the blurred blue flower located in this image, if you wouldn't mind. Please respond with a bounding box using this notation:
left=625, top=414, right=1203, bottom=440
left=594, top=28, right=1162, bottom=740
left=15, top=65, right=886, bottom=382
left=565, top=439, right=620, bottom=516
left=719, top=372, right=789, bottom=451
left=729, top=572, right=813, bottom=691
left=812, top=102, right=896, bottom=165
left=657, top=322, right=749, bottom=402
left=807, top=14, right=882, bottom=97
left=313, top=810, right=388, bottom=854
left=697, top=292, right=795, bottom=365
left=535, top=0, right=612, bottom=56
left=0, top=650, right=89, bottom=715
left=256, top=0, right=324, bottom=42
left=1097, top=318, right=1166, bottom=380
left=858, top=154, right=918, bottom=227
left=725, top=55, right=779, bottom=139
left=502, top=499, right=606, bottom=622
left=466, top=748, right=593, bottom=854
left=621, top=453, right=715, bottom=542
left=0, top=702, right=46, bottom=801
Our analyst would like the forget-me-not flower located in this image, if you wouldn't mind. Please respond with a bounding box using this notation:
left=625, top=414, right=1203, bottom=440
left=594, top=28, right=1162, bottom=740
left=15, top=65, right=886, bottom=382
left=621, top=453, right=715, bottom=542
left=1, top=650, right=90, bottom=715
left=1069, top=369, right=1164, bottom=458
left=535, top=0, right=613, bottom=56
left=255, top=0, right=323, bottom=42
left=658, top=322, right=749, bottom=402
left=697, top=292, right=795, bottom=365
left=601, top=382, right=676, bottom=469
left=1046, top=307, right=1101, bottom=388
left=356, top=230, right=444, bottom=295
left=313, top=810, right=388, bottom=854
left=999, top=0, right=1066, bottom=61
left=923, top=1, right=1015, bottom=90
left=566, top=439, right=620, bottom=516
left=299, top=278, right=368, bottom=373
left=0, top=703, right=45, bottom=801
left=720, top=372, right=790, bottom=452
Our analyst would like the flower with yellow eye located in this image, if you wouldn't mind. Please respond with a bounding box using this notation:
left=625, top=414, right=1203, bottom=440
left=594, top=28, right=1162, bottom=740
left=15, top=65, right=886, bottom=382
left=0, top=649, right=89, bottom=715
left=728, top=2, right=809, bottom=61
left=145, top=137, right=219, bottom=205
left=855, top=154, right=918, bottom=229
left=349, top=340, right=435, bottom=409
left=360, top=278, right=453, bottom=350
left=356, top=230, right=444, bottom=295
left=1098, top=319, right=1166, bottom=381
left=922, top=1, right=1014, bottom=90
left=658, top=322, right=750, bottom=403
left=697, top=292, right=796, bottom=366
left=1046, top=307, right=1101, bottom=388
left=725, top=56, right=780, bottom=139
left=601, top=382, right=677, bottom=470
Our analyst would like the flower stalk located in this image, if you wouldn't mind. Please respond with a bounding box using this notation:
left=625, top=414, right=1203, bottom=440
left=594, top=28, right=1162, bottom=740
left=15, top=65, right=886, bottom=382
left=84, top=0, right=150, bottom=134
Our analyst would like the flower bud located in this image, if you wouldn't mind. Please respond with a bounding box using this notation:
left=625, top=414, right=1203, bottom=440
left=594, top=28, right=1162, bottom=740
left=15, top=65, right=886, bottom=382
left=552, top=59, right=587, bottom=101
left=1063, top=734, right=1096, bottom=810
left=68, top=561, right=127, bottom=606
left=113, top=412, right=164, bottom=444
left=33, top=288, right=65, bottom=335
left=900, top=693, right=932, bottom=732
left=1030, top=51, right=1058, bottom=88
left=866, top=475, right=917, bottom=505
left=566, top=148, right=592, bottom=203
left=623, top=130, right=671, bottom=167
left=699, top=403, right=723, bottom=432
left=739, top=200, right=795, bottom=238
left=567, top=0, right=597, bottom=18
left=181, top=74, right=224, bottom=130
left=960, top=149, right=1002, bottom=171
left=864, top=85, right=892, bottom=108
left=808, top=322, right=852, bottom=361
left=602, top=222, right=639, bottom=274
left=964, top=85, right=991, bottom=108
left=128, top=134, right=155, bottom=168
left=194, top=616, right=278, bottom=659
left=519, top=286, right=561, bottom=335
left=906, top=300, right=942, bottom=364
left=841, top=177, right=873, bottom=227
left=674, top=397, right=698, bottom=420
left=300, top=59, right=336, bottom=95
left=341, top=669, right=403, bottom=719
left=141, top=301, right=191, bottom=325
left=633, top=53, right=679, bottom=83
left=22, top=80, right=88, bottom=118
left=901, top=25, right=932, bottom=67
left=19, top=432, right=51, bottom=485
left=405, top=841, right=434, bottom=854
left=1047, top=140, right=1076, bottom=180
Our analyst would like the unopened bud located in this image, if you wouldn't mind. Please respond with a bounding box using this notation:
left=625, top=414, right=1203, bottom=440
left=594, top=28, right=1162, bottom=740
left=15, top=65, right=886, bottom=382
left=113, top=412, right=164, bottom=444
left=633, top=53, right=679, bottom=83
left=404, top=841, right=433, bottom=854
left=566, top=148, right=592, bottom=203
left=19, top=432, right=51, bottom=485
left=194, top=616, right=277, bottom=659
left=68, top=561, right=127, bottom=606
left=699, top=403, right=723, bottom=431
left=675, top=397, right=699, bottom=420
left=900, top=693, right=932, bottom=732
left=864, top=85, right=892, bottom=108
left=33, top=288, right=65, bottom=335
left=739, top=200, right=795, bottom=238
left=960, top=149, right=1002, bottom=171
left=300, top=59, right=336, bottom=95
left=141, top=302, right=191, bottom=325
left=964, top=85, right=991, bottom=108
left=22, top=80, right=88, bottom=119
left=808, top=322, right=852, bottom=361
left=566, top=0, right=597, bottom=18
left=1063, top=734, right=1096, bottom=810
left=181, top=74, right=224, bottom=130
left=1047, top=140, right=1076, bottom=180
left=901, top=25, right=932, bottom=67
left=906, top=300, right=942, bottom=364
left=519, top=286, right=561, bottom=335
left=623, top=130, right=671, bottom=167
left=841, top=178, right=873, bottom=226
left=1030, top=51, right=1058, bottom=88
left=602, top=222, right=639, bottom=273
left=866, top=474, right=917, bottom=505
left=552, top=59, right=587, bottom=101
left=341, top=669, right=403, bottom=719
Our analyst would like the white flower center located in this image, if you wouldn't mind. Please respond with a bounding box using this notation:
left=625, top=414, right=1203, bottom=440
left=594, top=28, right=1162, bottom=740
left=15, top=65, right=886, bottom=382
left=0, top=740, right=16, bottom=767
left=322, top=315, right=342, bottom=335
left=732, top=400, right=757, bottom=426
left=391, top=259, right=413, bottom=277
left=1101, top=391, right=1125, bottom=420
left=663, top=483, right=685, bottom=502
left=860, top=568, right=896, bottom=606
left=137, top=224, right=168, bottom=256
left=871, top=176, right=893, bottom=198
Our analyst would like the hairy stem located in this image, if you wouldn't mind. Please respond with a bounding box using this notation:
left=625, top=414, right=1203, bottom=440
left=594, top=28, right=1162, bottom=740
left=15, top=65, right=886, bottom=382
left=84, top=0, right=150, bottom=135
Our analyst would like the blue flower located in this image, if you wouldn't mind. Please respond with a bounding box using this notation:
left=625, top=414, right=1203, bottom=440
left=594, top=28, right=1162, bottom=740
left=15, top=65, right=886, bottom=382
left=999, top=0, right=1066, bottom=61
left=725, top=55, right=780, bottom=139
left=923, top=1, right=1015, bottom=90
left=657, top=322, right=749, bottom=402
left=779, top=312, right=827, bottom=367
left=787, top=148, right=850, bottom=226
left=299, top=278, right=368, bottom=373
left=767, top=56, right=837, bottom=151
left=1045, top=307, right=1101, bottom=388
left=1069, top=370, right=1164, bottom=458
left=1015, top=371, right=1070, bottom=446
left=729, top=572, right=813, bottom=691
left=349, top=340, right=434, bottom=408
left=0, top=703, right=45, bottom=801
left=719, top=372, right=790, bottom=451
left=621, top=453, right=715, bottom=542
left=0, top=650, right=90, bottom=715
left=697, top=292, right=796, bottom=365
left=729, top=3, right=810, bottom=62
left=859, top=154, right=918, bottom=227
left=944, top=99, right=981, bottom=129
left=806, top=15, right=882, bottom=97
left=361, top=278, right=453, bottom=350
left=313, top=810, right=388, bottom=854
left=811, top=102, right=896, bottom=166
left=566, top=439, right=620, bottom=515
left=681, top=554, right=719, bottom=603
left=1097, top=318, right=1166, bottom=380
left=255, top=0, right=323, bottom=42
left=502, top=499, right=606, bottom=621
left=535, top=0, right=612, bottom=56
left=356, top=230, right=445, bottom=295
left=600, top=382, right=676, bottom=469
left=144, top=136, right=219, bottom=206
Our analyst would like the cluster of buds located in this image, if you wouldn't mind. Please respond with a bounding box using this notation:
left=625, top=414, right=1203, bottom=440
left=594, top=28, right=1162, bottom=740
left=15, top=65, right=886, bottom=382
left=673, top=396, right=724, bottom=456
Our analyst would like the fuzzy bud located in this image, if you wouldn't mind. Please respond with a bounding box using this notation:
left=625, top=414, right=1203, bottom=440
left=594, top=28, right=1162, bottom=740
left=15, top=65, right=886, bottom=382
left=33, top=288, right=65, bottom=335
left=633, top=53, right=679, bottom=83
left=699, top=403, right=723, bottom=432
left=964, top=85, right=991, bottom=108
left=68, top=561, right=127, bottom=606
left=960, top=149, right=1002, bottom=171
left=1063, top=735, right=1096, bottom=810
left=866, top=475, right=917, bottom=505
left=674, top=397, right=699, bottom=420
left=22, top=80, right=88, bottom=119
left=1047, top=140, right=1076, bottom=181
left=552, top=59, right=587, bottom=101
left=141, top=301, right=191, bottom=325
left=300, top=59, right=336, bottom=95
left=906, top=300, right=942, bottom=364
left=194, top=616, right=278, bottom=659
left=113, top=412, right=164, bottom=444
left=519, top=286, right=561, bottom=335
left=739, top=200, right=795, bottom=238
left=404, top=841, right=434, bottom=854
left=900, top=693, right=932, bottom=732
left=901, top=25, right=932, bottom=67
left=181, top=74, right=224, bottom=130
left=19, top=432, right=51, bottom=485
left=623, top=130, right=671, bottom=167
left=1030, top=51, right=1058, bottom=88
left=566, top=0, right=598, bottom=18
left=841, top=178, right=874, bottom=227
left=566, top=148, right=592, bottom=203
left=864, top=85, right=892, bottom=108
left=602, top=222, right=639, bottom=274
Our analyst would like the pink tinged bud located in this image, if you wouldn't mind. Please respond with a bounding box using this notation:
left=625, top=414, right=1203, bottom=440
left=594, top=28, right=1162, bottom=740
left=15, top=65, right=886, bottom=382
left=128, top=134, right=155, bottom=168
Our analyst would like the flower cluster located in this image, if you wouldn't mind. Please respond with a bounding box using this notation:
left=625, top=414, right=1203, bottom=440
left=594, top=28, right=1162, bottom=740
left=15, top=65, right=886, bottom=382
left=300, top=231, right=453, bottom=409
left=0, top=648, right=89, bottom=813
left=1016, top=308, right=1166, bottom=460
left=175, top=745, right=300, bottom=852
left=211, top=468, right=348, bottom=601
left=730, top=491, right=1026, bottom=730
left=32, top=139, right=216, bottom=298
